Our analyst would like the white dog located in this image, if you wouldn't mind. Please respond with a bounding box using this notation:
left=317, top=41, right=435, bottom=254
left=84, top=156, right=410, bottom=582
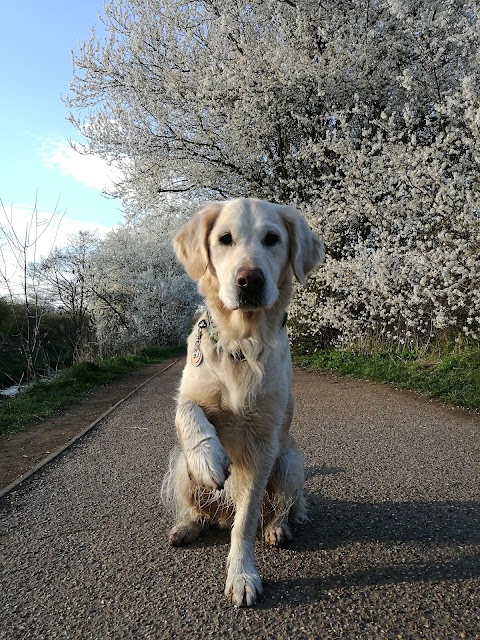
left=162, top=198, right=324, bottom=606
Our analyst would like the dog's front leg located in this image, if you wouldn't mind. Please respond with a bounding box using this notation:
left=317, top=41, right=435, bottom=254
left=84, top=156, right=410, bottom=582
left=225, top=455, right=276, bottom=607
left=176, top=400, right=231, bottom=490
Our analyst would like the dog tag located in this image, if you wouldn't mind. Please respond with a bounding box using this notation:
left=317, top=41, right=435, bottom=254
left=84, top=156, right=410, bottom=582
left=191, top=349, right=203, bottom=367
left=191, top=317, right=208, bottom=367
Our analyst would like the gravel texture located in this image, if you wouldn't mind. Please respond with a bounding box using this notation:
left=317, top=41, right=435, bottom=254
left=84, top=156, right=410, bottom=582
left=1, top=361, right=479, bottom=639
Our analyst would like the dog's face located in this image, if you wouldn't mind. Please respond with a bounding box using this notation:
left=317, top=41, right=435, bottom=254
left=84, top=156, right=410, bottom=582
left=208, top=199, right=291, bottom=310
left=175, top=198, right=324, bottom=311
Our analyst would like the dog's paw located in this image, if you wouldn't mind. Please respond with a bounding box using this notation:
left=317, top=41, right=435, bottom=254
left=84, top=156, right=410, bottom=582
left=225, top=567, right=262, bottom=607
left=264, top=522, right=292, bottom=547
left=168, top=521, right=203, bottom=547
left=289, top=496, right=309, bottom=525
left=187, top=437, right=231, bottom=491
left=290, top=511, right=309, bottom=526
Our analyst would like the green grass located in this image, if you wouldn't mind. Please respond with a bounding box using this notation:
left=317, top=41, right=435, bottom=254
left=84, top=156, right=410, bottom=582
left=293, top=344, right=480, bottom=411
left=4, top=341, right=478, bottom=437
left=0, top=346, right=184, bottom=435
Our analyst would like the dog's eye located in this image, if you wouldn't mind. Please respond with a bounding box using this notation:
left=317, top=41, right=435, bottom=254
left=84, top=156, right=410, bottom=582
left=219, top=232, right=233, bottom=246
left=263, top=232, right=280, bottom=247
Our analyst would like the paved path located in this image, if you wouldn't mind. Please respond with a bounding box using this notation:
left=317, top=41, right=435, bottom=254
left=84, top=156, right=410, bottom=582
left=1, top=361, right=479, bottom=639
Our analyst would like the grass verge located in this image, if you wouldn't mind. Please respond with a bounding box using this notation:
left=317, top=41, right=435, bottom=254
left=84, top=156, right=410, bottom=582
left=0, top=347, right=184, bottom=435
left=292, top=344, right=480, bottom=411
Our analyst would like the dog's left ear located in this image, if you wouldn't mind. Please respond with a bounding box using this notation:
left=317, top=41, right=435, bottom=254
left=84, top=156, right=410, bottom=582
left=174, top=202, right=224, bottom=280
left=279, top=205, right=325, bottom=285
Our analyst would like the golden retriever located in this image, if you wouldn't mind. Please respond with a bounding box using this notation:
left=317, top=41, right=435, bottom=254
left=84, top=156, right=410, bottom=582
left=162, top=198, right=324, bottom=606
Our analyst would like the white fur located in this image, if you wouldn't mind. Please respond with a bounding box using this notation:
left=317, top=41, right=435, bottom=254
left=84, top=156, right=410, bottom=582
left=162, top=198, right=324, bottom=607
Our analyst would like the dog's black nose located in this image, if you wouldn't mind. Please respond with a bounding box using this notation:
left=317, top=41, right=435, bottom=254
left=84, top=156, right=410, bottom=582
left=236, top=268, right=265, bottom=307
left=236, top=268, right=265, bottom=292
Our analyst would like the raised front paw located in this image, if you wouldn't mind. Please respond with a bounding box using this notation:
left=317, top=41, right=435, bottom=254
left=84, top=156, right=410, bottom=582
left=225, top=566, right=262, bottom=607
left=187, top=436, right=231, bottom=491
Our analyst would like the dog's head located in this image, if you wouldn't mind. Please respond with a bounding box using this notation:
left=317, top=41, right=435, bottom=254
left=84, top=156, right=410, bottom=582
left=174, top=198, right=324, bottom=311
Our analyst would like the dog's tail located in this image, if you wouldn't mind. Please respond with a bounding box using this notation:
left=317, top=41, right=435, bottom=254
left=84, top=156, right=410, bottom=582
left=160, top=445, right=183, bottom=519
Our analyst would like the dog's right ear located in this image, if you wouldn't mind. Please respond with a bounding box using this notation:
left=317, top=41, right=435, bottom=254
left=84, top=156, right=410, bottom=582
left=174, top=202, right=223, bottom=280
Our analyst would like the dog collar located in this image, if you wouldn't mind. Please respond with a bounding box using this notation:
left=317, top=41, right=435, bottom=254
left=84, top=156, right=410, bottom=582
left=206, top=310, right=246, bottom=362
left=206, top=310, right=220, bottom=343
left=191, top=310, right=287, bottom=367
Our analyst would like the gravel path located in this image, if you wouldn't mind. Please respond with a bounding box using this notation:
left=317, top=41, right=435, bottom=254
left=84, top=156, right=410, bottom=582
left=1, top=361, right=479, bottom=639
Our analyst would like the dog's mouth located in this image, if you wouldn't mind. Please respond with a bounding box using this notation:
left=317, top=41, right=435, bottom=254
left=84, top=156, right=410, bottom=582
left=237, top=290, right=264, bottom=310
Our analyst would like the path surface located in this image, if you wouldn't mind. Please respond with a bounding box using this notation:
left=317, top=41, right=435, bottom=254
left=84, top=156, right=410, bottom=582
left=0, top=360, right=179, bottom=489
left=1, top=361, right=479, bottom=639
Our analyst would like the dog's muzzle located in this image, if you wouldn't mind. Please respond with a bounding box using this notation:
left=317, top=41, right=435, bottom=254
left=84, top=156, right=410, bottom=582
left=236, top=268, right=265, bottom=307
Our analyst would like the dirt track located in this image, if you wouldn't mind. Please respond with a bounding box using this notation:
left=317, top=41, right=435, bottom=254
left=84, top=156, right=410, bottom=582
left=0, top=361, right=176, bottom=489
left=1, top=360, right=479, bottom=639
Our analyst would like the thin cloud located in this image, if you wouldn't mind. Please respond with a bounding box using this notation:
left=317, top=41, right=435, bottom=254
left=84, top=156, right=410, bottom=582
left=42, top=139, right=123, bottom=192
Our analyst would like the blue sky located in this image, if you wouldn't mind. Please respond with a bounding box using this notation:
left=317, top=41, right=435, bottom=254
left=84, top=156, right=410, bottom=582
left=0, top=0, right=125, bottom=261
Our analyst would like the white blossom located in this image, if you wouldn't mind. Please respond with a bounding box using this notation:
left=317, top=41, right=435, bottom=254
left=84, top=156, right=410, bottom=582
left=67, top=0, right=480, bottom=351
left=87, top=208, right=199, bottom=353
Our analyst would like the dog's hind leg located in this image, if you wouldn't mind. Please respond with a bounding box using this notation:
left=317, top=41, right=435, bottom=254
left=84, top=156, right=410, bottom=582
left=264, top=441, right=307, bottom=547
left=169, top=519, right=204, bottom=546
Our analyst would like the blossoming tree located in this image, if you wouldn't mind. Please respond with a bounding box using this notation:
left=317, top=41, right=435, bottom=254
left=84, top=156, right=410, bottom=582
left=68, top=0, right=480, bottom=349
left=86, top=210, right=199, bottom=353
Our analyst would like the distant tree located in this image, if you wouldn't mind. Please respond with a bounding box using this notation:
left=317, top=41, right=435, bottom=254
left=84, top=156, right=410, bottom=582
left=0, top=198, right=64, bottom=380
left=0, top=297, right=14, bottom=334
left=35, top=230, right=99, bottom=359
left=87, top=209, right=198, bottom=354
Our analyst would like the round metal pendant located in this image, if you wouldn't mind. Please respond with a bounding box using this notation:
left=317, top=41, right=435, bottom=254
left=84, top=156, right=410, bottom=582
left=191, top=349, right=203, bottom=367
